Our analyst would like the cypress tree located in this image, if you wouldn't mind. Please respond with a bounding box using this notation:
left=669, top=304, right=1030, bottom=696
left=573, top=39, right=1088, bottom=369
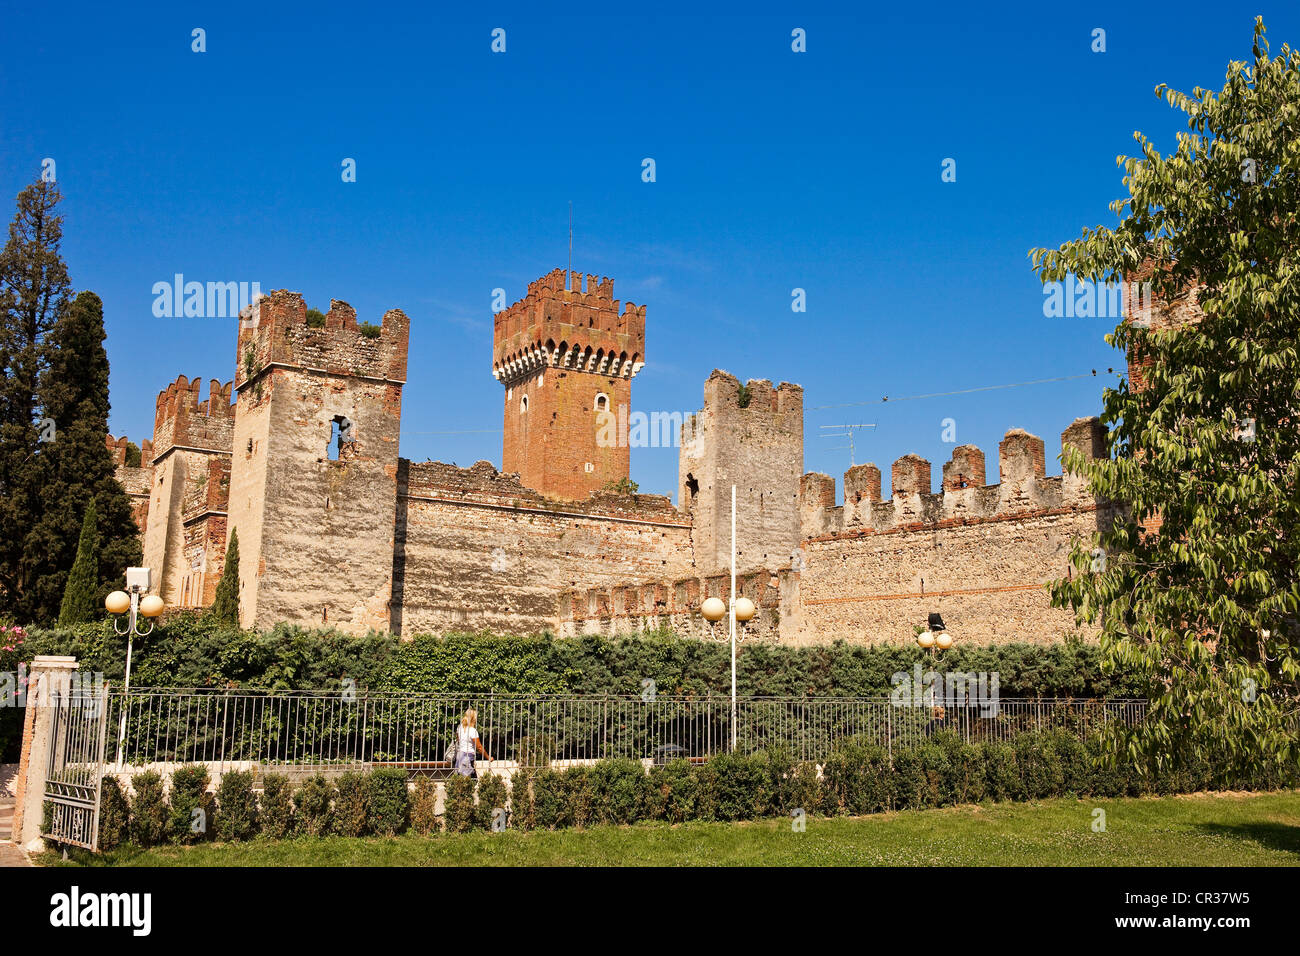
left=58, top=499, right=99, bottom=625
left=26, top=290, right=141, bottom=620
left=0, top=178, right=70, bottom=618
left=209, top=530, right=240, bottom=628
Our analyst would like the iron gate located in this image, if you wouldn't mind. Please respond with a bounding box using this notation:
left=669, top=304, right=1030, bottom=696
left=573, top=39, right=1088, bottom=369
left=41, top=682, right=109, bottom=850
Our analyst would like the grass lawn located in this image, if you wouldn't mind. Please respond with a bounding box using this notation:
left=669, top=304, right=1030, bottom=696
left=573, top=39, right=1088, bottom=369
left=45, top=790, right=1300, bottom=867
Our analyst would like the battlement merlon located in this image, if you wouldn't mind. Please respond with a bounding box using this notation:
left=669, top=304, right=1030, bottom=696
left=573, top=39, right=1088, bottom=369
left=491, top=270, right=645, bottom=386
left=699, top=369, right=804, bottom=415
left=800, top=417, right=1106, bottom=537
left=234, top=290, right=410, bottom=391
left=150, top=375, right=236, bottom=460
left=105, top=434, right=155, bottom=467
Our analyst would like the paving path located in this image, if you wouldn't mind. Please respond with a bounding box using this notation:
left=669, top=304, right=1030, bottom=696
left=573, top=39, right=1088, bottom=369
left=0, top=842, right=33, bottom=867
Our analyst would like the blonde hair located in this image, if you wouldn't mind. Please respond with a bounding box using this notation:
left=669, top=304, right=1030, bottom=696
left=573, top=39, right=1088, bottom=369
left=461, top=708, right=477, bottom=729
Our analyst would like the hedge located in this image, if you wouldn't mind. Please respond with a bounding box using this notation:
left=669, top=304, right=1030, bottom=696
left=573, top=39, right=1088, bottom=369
left=2, top=614, right=1142, bottom=700
left=81, top=732, right=1298, bottom=849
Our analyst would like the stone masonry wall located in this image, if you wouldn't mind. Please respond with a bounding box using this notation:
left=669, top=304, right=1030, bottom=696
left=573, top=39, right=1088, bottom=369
left=678, top=370, right=803, bottom=575
left=229, top=292, right=409, bottom=634
left=789, top=418, right=1110, bottom=646
left=394, top=459, right=693, bottom=635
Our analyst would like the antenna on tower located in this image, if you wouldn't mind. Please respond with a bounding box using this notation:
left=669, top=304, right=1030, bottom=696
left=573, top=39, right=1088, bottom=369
left=567, top=201, right=573, bottom=290
left=818, top=422, right=877, bottom=467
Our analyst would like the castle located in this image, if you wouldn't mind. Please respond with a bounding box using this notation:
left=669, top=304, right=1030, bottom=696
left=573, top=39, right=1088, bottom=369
left=109, top=269, right=1112, bottom=645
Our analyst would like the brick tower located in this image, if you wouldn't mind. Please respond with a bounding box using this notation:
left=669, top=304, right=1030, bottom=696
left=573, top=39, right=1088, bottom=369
left=228, top=291, right=409, bottom=634
left=492, top=269, right=646, bottom=500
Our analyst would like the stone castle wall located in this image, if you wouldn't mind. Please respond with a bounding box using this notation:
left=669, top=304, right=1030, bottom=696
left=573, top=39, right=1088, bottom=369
left=393, top=459, right=693, bottom=636
left=117, top=272, right=1113, bottom=646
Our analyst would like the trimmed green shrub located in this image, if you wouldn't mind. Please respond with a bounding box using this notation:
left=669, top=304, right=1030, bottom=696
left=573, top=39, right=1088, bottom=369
left=1083, top=736, right=1126, bottom=797
left=981, top=741, right=1023, bottom=802
left=366, top=769, right=409, bottom=836
left=934, top=732, right=986, bottom=804
left=561, top=766, right=594, bottom=828
left=97, top=777, right=129, bottom=850
left=215, top=770, right=258, bottom=841
left=129, top=771, right=169, bottom=847
left=476, top=773, right=508, bottom=831
left=295, top=774, right=335, bottom=836
left=646, top=759, right=698, bottom=823
left=443, top=773, right=477, bottom=833
left=822, top=737, right=891, bottom=815
left=332, top=772, right=369, bottom=837
left=1049, top=730, right=1091, bottom=796
left=1015, top=733, right=1065, bottom=799
left=588, top=758, right=648, bottom=825
left=696, top=752, right=772, bottom=821
left=260, top=773, right=295, bottom=839
left=914, top=740, right=953, bottom=807
left=531, top=768, right=566, bottom=829
left=410, top=777, right=440, bottom=835
left=890, top=748, right=928, bottom=810
left=169, top=765, right=214, bottom=844
left=509, top=771, right=534, bottom=831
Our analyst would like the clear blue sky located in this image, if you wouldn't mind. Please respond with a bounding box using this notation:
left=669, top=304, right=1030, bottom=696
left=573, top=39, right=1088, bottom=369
left=2, top=1, right=1291, bottom=501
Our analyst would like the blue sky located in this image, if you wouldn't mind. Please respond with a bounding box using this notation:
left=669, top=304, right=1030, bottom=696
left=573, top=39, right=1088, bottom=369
left=2, top=1, right=1291, bottom=501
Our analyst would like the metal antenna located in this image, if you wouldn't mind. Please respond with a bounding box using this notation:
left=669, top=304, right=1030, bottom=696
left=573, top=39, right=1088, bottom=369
left=567, top=201, right=573, bottom=290
left=818, top=422, right=877, bottom=467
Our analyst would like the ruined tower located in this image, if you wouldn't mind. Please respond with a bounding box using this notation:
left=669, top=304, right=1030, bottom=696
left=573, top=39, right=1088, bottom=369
left=492, top=269, right=645, bottom=500
left=228, top=291, right=409, bottom=633
left=678, top=370, right=804, bottom=574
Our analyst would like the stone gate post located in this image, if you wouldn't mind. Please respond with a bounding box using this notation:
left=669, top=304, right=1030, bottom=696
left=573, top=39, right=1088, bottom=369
left=12, top=655, right=79, bottom=852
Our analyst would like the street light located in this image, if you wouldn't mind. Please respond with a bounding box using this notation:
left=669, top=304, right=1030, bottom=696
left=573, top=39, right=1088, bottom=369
left=916, top=611, right=953, bottom=655
left=105, top=567, right=163, bottom=766
left=696, top=485, right=764, bottom=752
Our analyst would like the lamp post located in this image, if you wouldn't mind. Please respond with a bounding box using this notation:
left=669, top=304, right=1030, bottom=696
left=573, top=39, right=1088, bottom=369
left=105, top=567, right=164, bottom=767
left=916, top=612, right=954, bottom=656
left=698, top=485, right=758, bottom=751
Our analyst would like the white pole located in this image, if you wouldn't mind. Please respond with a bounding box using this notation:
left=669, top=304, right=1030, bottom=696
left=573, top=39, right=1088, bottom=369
left=116, top=589, right=138, bottom=769
left=730, top=484, right=737, bottom=752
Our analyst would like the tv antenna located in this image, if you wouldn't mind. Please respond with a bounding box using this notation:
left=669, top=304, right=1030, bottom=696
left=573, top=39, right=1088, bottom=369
left=818, top=422, right=877, bottom=467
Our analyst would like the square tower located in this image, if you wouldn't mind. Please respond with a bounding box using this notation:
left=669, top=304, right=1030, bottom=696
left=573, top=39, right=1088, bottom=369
left=678, top=370, right=804, bottom=574
left=228, top=291, right=409, bottom=633
left=492, top=269, right=646, bottom=500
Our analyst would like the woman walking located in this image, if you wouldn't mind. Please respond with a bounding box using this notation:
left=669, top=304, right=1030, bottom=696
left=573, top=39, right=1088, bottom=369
left=456, top=708, right=492, bottom=777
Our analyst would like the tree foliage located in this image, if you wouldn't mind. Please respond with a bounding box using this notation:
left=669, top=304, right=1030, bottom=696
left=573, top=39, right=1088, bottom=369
left=0, top=180, right=139, bottom=621
left=0, top=178, right=69, bottom=617
left=208, top=530, right=240, bottom=628
left=1031, top=19, right=1300, bottom=781
left=29, top=290, right=140, bottom=617
left=58, top=499, right=99, bottom=625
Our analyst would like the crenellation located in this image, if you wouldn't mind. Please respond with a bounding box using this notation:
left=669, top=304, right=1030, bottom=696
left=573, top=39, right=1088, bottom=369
left=795, top=419, right=1104, bottom=542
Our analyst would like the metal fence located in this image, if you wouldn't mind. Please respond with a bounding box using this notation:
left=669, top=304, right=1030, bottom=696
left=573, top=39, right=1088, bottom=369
left=43, top=684, right=109, bottom=850
left=104, top=689, right=1147, bottom=775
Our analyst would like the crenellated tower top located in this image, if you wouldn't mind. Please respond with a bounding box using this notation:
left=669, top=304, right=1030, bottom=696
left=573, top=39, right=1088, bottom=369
left=492, top=269, right=645, bottom=387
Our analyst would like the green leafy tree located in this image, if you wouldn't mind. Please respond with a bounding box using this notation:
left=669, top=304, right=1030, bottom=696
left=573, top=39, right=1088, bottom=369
left=27, top=291, right=141, bottom=619
left=0, top=178, right=70, bottom=617
left=58, top=499, right=99, bottom=625
left=208, top=530, right=240, bottom=628
left=1031, top=19, right=1300, bottom=782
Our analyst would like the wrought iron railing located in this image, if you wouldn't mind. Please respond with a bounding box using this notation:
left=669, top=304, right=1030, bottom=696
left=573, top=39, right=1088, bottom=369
left=103, top=689, right=1147, bottom=774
